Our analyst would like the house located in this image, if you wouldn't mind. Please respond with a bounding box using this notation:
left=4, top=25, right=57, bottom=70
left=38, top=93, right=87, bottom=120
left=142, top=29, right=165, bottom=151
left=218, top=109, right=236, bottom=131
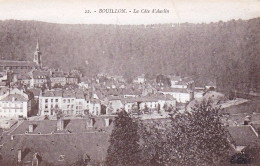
left=169, top=75, right=182, bottom=86
left=31, top=70, right=51, bottom=88
left=194, top=87, right=205, bottom=99
left=50, top=71, right=66, bottom=87
left=170, top=77, right=195, bottom=91
left=159, top=87, right=194, bottom=103
left=39, top=90, right=98, bottom=117
left=122, top=95, right=176, bottom=113
left=61, top=90, right=76, bottom=115
left=205, top=80, right=217, bottom=90
left=0, top=71, right=8, bottom=82
left=39, top=90, right=63, bottom=116
left=106, top=96, right=124, bottom=114
left=0, top=88, right=31, bottom=118
left=17, top=73, right=32, bottom=86
left=133, top=74, right=146, bottom=84
left=88, top=99, right=101, bottom=115
left=65, top=73, right=79, bottom=85
left=75, top=90, right=87, bottom=115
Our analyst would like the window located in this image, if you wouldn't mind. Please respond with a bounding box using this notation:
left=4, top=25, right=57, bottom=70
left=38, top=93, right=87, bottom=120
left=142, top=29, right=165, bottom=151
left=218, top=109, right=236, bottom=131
left=63, top=99, right=66, bottom=103
left=51, top=99, right=53, bottom=102
left=45, top=99, right=48, bottom=103
left=68, top=99, right=70, bottom=103
left=45, top=105, right=48, bottom=109
left=56, top=99, right=58, bottom=102
left=59, top=155, right=65, bottom=161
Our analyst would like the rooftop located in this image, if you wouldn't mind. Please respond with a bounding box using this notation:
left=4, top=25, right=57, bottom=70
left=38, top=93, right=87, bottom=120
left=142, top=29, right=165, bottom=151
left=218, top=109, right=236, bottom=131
left=0, top=94, right=27, bottom=102
left=0, top=60, right=37, bottom=67
left=227, top=125, right=259, bottom=147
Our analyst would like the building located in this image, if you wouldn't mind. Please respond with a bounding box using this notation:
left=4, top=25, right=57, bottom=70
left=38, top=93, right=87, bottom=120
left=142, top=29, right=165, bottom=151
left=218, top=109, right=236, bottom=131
left=0, top=39, right=42, bottom=73
left=38, top=90, right=63, bottom=116
left=205, top=80, right=217, bottom=90
left=133, top=74, right=146, bottom=84
left=0, top=88, right=31, bottom=118
left=31, top=70, right=51, bottom=88
left=50, top=70, right=66, bottom=87
left=38, top=90, right=99, bottom=116
left=0, top=117, right=115, bottom=165
left=170, top=77, right=195, bottom=91
left=65, top=73, right=79, bottom=85
left=159, top=87, right=194, bottom=103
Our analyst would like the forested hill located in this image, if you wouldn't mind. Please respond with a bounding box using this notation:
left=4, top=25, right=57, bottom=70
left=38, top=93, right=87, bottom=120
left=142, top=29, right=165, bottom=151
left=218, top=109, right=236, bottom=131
left=0, top=18, right=259, bottom=92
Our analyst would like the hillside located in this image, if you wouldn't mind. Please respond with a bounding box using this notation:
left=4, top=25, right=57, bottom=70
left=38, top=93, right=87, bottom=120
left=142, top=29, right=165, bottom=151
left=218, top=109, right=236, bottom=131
left=0, top=18, right=259, bottom=92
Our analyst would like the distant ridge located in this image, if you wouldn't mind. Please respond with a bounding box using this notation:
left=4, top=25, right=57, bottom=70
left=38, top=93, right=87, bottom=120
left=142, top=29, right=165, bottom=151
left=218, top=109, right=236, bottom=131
left=0, top=18, right=259, bottom=92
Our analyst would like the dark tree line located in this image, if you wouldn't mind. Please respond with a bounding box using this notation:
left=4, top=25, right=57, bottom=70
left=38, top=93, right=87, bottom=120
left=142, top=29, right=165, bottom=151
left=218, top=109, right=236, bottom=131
left=106, top=99, right=231, bottom=166
left=0, top=18, right=259, bottom=93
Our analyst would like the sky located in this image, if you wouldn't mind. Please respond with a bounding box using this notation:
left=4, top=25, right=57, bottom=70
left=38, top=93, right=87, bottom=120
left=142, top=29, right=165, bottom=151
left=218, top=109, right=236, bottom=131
left=0, top=0, right=259, bottom=24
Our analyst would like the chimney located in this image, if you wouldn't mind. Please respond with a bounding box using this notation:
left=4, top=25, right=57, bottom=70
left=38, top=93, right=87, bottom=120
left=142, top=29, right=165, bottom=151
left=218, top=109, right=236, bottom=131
left=11, top=135, right=14, bottom=140
left=105, top=118, right=110, bottom=127
left=18, top=148, right=22, bottom=163
left=29, top=124, right=34, bottom=133
left=32, top=153, right=39, bottom=166
left=244, top=115, right=252, bottom=125
left=57, top=117, right=64, bottom=131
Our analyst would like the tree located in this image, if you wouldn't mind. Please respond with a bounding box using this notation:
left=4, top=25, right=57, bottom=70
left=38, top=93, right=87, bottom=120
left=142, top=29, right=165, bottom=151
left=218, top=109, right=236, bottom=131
left=168, top=99, right=229, bottom=166
left=106, top=110, right=140, bottom=166
left=140, top=99, right=230, bottom=166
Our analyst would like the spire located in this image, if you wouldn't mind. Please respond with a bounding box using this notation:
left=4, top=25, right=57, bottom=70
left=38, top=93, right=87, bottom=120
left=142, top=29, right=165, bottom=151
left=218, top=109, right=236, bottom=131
left=36, top=38, right=40, bottom=51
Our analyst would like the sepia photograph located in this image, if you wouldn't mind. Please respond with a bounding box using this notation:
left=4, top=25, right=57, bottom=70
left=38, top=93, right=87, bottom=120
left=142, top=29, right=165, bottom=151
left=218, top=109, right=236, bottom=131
left=0, top=0, right=259, bottom=165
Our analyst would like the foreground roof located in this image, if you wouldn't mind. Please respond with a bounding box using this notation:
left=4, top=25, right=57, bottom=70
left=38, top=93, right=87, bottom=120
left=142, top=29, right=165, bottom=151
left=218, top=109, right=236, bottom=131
left=227, top=125, right=259, bottom=147
left=0, top=117, right=115, bottom=165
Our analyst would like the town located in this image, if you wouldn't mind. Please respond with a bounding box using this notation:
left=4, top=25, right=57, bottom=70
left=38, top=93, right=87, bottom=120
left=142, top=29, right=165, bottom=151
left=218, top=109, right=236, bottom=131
left=0, top=39, right=259, bottom=165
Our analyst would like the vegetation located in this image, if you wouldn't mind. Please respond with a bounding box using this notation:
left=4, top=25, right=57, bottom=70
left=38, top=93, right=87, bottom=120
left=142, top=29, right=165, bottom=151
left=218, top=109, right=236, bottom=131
left=139, top=99, right=230, bottom=166
left=106, top=110, right=140, bottom=166
left=0, top=18, right=259, bottom=95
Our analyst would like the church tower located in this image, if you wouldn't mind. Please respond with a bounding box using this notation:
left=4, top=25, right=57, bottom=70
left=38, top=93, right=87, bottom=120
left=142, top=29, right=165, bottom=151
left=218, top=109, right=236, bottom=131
left=33, top=38, right=42, bottom=68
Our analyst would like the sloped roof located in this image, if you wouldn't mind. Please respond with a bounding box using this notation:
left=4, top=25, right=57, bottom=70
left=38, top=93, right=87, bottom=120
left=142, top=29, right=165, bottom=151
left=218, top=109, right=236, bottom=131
left=63, top=90, right=75, bottom=98
left=227, top=125, right=259, bottom=146
left=32, top=70, right=50, bottom=78
left=0, top=132, right=110, bottom=165
left=0, top=87, right=9, bottom=95
left=42, top=91, right=62, bottom=97
left=75, top=91, right=85, bottom=99
left=27, top=88, right=41, bottom=97
left=0, top=60, right=37, bottom=67
left=0, top=94, right=27, bottom=102
left=159, top=87, right=189, bottom=93
left=0, top=118, right=115, bottom=165
left=0, top=81, right=7, bottom=86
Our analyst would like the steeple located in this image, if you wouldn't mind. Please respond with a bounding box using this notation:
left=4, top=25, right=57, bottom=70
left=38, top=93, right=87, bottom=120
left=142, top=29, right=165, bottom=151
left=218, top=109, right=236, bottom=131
left=36, top=38, right=40, bottom=51
left=34, top=38, right=42, bottom=68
